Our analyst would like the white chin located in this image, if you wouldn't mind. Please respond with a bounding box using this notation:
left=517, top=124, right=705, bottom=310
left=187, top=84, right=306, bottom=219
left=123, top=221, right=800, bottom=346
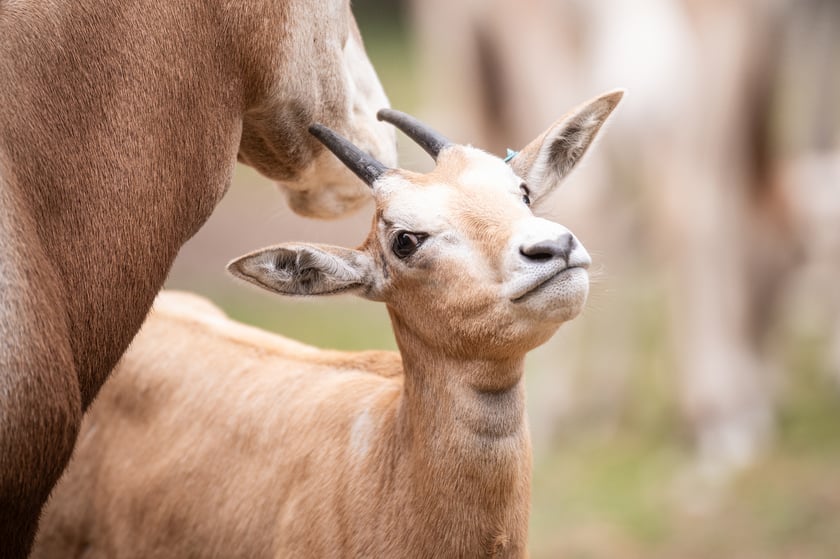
left=516, top=267, right=590, bottom=323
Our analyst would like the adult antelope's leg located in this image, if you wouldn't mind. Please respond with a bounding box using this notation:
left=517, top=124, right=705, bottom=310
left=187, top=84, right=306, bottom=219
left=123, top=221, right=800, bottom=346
left=0, top=184, right=82, bottom=559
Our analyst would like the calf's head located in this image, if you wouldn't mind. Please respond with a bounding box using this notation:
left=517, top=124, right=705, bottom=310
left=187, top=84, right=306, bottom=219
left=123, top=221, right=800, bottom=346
left=229, top=91, right=622, bottom=359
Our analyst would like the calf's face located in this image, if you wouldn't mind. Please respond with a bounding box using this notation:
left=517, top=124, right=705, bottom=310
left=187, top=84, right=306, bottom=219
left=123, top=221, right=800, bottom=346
left=360, top=147, right=592, bottom=357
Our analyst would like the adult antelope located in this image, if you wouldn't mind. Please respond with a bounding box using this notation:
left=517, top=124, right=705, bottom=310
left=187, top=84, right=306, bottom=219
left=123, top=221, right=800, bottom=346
left=0, top=1, right=395, bottom=556
left=32, top=92, right=622, bottom=559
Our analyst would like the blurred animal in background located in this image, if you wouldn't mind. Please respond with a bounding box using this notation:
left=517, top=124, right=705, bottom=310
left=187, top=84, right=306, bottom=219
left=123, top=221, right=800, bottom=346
left=0, top=1, right=395, bottom=556
left=32, top=95, right=622, bottom=558
left=410, top=0, right=840, bottom=481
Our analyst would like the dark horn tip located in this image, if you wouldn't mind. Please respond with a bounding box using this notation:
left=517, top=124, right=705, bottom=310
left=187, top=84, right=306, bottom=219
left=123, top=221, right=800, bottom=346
left=376, top=108, right=397, bottom=122
left=375, top=108, right=452, bottom=160
left=308, top=123, right=388, bottom=188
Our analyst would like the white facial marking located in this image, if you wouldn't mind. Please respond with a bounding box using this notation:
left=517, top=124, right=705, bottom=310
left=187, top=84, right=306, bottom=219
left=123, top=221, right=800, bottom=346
left=501, top=217, right=591, bottom=323
left=503, top=219, right=591, bottom=300
left=455, top=148, right=526, bottom=206
left=376, top=175, right=452, bottom=234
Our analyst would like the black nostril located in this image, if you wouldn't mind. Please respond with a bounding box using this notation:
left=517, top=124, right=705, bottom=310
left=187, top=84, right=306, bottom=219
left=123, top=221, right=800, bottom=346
left=519, top=233, right=575, bottom=262
left=519, top=244, right=555, bottom=261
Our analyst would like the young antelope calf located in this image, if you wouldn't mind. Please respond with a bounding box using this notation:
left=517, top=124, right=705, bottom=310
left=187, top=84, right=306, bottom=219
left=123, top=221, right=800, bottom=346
left=34, top=91, right=622, bottom=558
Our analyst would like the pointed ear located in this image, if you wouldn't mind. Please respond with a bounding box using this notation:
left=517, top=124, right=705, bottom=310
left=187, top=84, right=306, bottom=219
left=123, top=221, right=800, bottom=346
left=509, top=89, right=623, bottom=201
left=227, top=243, right=381, bottom=300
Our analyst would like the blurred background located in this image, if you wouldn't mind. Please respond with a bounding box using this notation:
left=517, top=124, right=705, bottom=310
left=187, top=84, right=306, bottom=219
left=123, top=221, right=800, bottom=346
left=166, top=1, right=840, bottom=557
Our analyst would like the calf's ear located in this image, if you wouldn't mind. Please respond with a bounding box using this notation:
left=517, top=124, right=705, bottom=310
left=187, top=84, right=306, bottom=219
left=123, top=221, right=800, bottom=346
left=227, top=243, right=381, bottom=300
left=508, top=89, right=624, bottom=202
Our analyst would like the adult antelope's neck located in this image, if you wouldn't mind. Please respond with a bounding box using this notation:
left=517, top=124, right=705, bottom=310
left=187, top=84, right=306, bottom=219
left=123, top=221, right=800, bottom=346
left=0, top=1, right=245, bottom=408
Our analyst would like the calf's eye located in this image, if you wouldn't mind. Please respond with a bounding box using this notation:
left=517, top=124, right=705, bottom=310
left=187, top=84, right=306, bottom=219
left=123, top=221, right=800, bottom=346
left=392, top=231, right=426, bottom=259
left=520, top=184, right=531, bottom=206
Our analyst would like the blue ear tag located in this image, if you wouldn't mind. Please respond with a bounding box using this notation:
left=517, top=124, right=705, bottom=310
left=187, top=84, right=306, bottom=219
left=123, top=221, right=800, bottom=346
left=503, top=149, right=519, bottom=163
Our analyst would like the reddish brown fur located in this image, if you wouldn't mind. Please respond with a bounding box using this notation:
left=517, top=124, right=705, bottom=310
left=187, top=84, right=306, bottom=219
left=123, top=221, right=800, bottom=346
left=0, top=2, right=392, bottom=556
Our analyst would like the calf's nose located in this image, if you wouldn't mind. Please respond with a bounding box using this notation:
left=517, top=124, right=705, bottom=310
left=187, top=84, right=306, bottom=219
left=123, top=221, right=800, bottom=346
left=519, top=233, right=576, bottom=263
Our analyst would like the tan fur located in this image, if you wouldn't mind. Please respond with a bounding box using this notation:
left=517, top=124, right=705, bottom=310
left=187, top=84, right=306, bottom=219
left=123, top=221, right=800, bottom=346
left=0, top=1, right=394, bottom=556
left=33, top=97, right=620, bottom=558
left=34, top=293, right=527, bottom=558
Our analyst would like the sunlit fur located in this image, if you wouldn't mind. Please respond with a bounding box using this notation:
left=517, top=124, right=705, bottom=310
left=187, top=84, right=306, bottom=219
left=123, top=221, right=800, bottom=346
left=0, top=1, right=394, bottom=556
left=33, top=92, right=621, bottom=559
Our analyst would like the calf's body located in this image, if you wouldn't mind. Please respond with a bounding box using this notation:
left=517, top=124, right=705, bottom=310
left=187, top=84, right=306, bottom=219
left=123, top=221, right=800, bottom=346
left=35, top=292, right=529, bottom=558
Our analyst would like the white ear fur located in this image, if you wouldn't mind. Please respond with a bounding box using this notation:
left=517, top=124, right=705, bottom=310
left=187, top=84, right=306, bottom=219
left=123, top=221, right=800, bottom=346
left=512, top=89, right=624, bottom=200
left=227, top=244, right=380, bottom=299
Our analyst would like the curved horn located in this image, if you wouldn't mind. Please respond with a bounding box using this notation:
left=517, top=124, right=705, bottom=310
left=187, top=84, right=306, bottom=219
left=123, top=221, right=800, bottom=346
left=377, top=108, right=452, bottom=160
left=308, top=124, right=389, bottom=187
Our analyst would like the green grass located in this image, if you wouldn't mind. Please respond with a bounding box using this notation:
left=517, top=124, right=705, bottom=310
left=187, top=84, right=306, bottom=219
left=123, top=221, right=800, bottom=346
left=525, top=327, right=840, bottom=559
